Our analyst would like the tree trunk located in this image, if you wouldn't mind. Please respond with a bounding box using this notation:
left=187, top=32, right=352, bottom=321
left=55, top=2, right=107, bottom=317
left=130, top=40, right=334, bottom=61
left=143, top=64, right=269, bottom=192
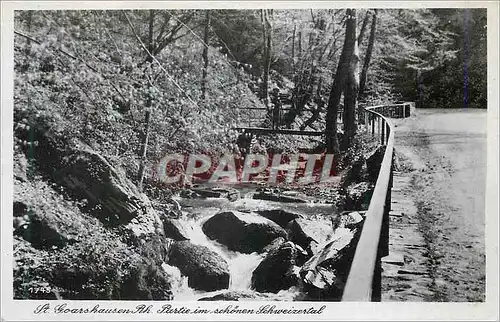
left=261, top=9, right=267, bottom=102
left=359, top=9, right=377, bottom=97
left=291, top=24, right=296, bottom=74
left=137, top=9, right=155, bottom=192
left=261, top=9, right=272, bottom=107
left=325, top=9, right=357, bottom=156
left=201, top=11, right=210, bottom=99
left=357, top=11, right=371, bottom=46
left=298, top=31, right=302, bottom=62
left=267, top=10, right=273, bottom=72
left=344, top=38, right=360, bottom=147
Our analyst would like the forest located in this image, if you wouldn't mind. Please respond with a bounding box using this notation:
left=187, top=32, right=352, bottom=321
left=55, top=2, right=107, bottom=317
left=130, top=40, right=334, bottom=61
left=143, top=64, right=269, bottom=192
left=12, top=8, right=487, bottom=301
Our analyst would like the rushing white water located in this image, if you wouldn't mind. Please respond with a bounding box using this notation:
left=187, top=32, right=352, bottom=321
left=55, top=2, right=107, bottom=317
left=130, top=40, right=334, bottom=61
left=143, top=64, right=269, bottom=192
left=162, top=207, right=266, bottom=300
left=186, top=211, right=265, bottom=290
left=164, top=191, right=337, bottom=301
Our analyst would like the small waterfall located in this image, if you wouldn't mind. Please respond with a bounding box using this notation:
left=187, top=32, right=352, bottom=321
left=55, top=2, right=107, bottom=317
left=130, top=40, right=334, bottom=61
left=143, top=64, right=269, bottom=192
left=164, top=211, right=265, bottom=300
left=227, top=252, right=263, bottom=290
left=185, top=212, right=265, bottom=290
left=163, top=186, right=336, bottom=301
left=161, top=263, right=196, bottom=299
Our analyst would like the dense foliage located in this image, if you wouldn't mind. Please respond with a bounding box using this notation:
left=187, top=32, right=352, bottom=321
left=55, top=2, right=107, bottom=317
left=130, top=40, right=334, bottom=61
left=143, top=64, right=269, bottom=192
left=14, top=9, right=486, bottom=183
left=14, top=10, right=264, bottom=182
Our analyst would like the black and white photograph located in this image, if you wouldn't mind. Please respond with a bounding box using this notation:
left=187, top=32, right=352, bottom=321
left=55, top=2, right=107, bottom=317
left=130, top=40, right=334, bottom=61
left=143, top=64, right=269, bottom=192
left=1, top=1, right=498, bottom=321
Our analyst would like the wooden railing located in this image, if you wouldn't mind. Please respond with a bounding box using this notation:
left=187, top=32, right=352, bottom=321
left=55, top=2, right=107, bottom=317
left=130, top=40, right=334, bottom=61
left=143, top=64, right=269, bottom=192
left=342, top=102, right=413, bottom=301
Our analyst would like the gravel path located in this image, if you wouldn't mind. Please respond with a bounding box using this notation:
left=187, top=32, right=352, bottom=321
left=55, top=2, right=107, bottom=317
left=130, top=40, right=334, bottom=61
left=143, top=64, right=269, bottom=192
left=385, top=108, right=486, bottom=302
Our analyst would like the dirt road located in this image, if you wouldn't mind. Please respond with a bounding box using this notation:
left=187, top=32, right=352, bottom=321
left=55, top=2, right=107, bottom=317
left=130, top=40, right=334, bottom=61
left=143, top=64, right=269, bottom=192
left=393, top=108, right=487, bottom=302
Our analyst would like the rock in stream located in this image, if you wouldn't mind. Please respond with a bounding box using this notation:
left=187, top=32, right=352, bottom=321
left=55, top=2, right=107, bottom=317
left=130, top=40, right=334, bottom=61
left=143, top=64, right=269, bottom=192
left=202, top=211, right=287, bottom=254
left=286, top=218, right=334, bottom=255
left=255, top=209, right=301, bottom=228
left=299, top=211, right=365, bottom=300
left=251, top=241, right=300, bottom=293
left=167, top=240, right=230, bottom=292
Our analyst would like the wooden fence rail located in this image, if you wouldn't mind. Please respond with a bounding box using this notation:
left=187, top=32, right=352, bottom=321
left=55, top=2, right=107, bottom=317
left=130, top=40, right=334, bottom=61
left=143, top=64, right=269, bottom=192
left=342, top=102, right=413, bottom=301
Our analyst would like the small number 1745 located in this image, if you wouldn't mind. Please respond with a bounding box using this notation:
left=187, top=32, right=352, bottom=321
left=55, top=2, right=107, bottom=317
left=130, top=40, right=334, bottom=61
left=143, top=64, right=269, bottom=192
left=28, top=286, right=51, bottom=294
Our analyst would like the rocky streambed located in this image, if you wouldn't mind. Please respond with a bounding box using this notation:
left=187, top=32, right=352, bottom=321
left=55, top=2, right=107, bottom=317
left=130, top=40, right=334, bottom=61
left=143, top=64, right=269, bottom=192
left=12, top=117, right=381, bottom=301
left=160, top=184, right=367, bottom=301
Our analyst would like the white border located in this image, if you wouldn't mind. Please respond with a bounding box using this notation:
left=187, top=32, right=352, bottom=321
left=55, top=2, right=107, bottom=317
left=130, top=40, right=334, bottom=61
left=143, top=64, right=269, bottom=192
left=1, top=1, right=499, bottom=321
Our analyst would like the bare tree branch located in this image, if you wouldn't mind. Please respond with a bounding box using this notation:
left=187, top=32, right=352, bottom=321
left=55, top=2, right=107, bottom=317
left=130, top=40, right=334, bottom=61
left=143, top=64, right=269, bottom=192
left=154, top=11, right=195, bottom=55
left=123, top=11, right=198, bottom=108
left=155, top=11, right=172, bottom=45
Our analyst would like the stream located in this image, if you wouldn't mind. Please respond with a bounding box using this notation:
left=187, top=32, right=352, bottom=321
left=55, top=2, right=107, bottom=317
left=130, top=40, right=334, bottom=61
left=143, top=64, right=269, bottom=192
left=161, top=183, right=340, bottom=301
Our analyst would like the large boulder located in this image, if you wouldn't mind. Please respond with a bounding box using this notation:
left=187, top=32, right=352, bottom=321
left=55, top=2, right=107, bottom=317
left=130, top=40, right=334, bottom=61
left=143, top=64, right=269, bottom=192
left=60, top=148, right=145, bottom=225
left=167, top=241, right=230, bottom=292
left=299, top=228, right=361, bottom=300
left=251, top=242, right=299, bottom=293
left=286, top=218, right=334, bottom=255
left=255, top=209, right=301, bottom=228
left=202, top=211, right=287, bottom=254
left=14, top=120, right=149, bottom=226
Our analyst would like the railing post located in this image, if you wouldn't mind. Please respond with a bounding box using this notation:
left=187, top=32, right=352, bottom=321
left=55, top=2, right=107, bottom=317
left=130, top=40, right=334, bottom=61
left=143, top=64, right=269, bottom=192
left=371, top=115, right=375, bottom=136
left=386, top=123, right=390, bottom=143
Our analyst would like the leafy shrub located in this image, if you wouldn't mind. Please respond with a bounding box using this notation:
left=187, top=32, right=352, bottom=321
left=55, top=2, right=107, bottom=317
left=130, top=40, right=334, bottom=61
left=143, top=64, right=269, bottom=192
left=14, top=231, right=173, bottom=300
